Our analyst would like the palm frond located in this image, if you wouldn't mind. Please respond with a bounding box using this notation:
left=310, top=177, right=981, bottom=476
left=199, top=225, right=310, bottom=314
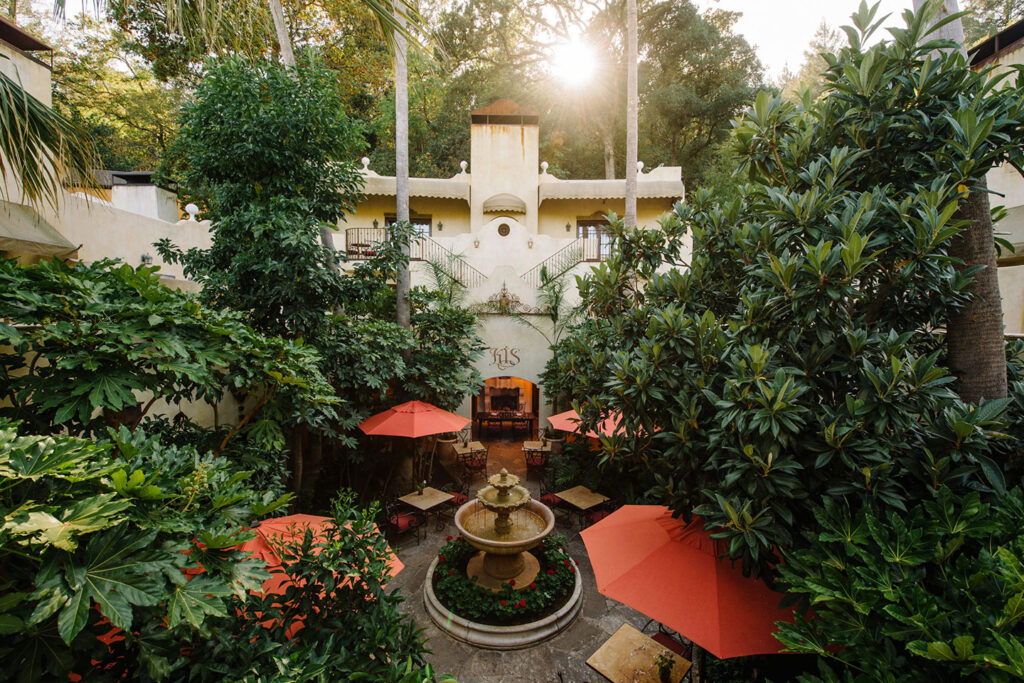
left=0, top=70, right=99, bottom=210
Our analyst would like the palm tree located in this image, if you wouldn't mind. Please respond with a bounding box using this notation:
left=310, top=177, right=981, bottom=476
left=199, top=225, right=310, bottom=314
left=624, top=0, right=638, bottom=229
left=0, top=72, right=97, bottom=211
left=912, top=0, right=1006, bottom=402
left=395, top=19, right=411, bottom=330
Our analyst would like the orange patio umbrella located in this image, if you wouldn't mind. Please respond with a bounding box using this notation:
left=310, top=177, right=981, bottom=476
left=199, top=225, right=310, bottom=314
left=548, top=408, right=622, bottom=438
left=241, top=514, right=405, bottom=590
left=239, top=514, right=404, bottom=636
left=358, top=399, right=470, bottom=438
left=580, top=505, right=795, bottom=660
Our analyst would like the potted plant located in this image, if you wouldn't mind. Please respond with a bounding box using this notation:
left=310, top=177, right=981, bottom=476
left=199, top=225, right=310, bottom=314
left=656, top=653, right=675, bottom=683
left=543, top=425, right=563, bottom=453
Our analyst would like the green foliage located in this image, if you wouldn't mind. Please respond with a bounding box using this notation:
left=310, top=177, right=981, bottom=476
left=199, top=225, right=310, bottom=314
left=165, top=56, right=363, bottom=224
left=0, top=421, right=286, bottom=680
left=181, top=492, right=440, bottom=682
left=543, top=3, right=1024, bottom=677
left=432, top=534, right=576, bottom=623
left=776, top=488, right=1024, bottom=682
left=0, top=257, right=336, bottom=440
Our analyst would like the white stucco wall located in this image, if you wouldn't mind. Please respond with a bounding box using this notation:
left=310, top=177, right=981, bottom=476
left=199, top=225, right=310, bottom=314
left=44, top=193, right=211, bottom=282
left=0, top=42, right=51, bottom=106
left=471, top=123, right=539, bottom=232
left=111, top=184, right=181, bottom=223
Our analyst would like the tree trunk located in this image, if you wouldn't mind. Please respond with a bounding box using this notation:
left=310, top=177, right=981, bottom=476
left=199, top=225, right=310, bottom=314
left=624, top=0, right=638, bottom=229
left=268, top=0, right=295, bottom=67
left=290, top=425, right=305, bottom=497
left=602, top=124, right=615, bottom=180
left=949, top=184, right=1007, bottom=401
left=912, top=0, right=1006, bottom=401
left=303, top=433, right=324, bottom=492
left=395, top=16, right=412, bottom=330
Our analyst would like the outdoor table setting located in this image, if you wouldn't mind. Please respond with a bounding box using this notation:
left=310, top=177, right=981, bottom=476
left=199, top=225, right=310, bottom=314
left=522, top=440, right=552, bottom=453
left=555, top=484, right=610, bottom=528
left=452, top=440, right=486, bottom=460
left=398, top=486, right=454, bottom=530
left=587, top=623, right=692, bottom=683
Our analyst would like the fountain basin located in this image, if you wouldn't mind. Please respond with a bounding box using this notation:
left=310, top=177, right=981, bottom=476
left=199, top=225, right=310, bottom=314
left=455, top=499, right=555, bottom=590
left=424, top=555, right=583, bottom=650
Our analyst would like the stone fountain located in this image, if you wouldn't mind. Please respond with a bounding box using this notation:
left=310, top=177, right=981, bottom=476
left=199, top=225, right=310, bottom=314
left=456, top=468, right=555, bottom=591
left=425, top=467, right=581, bottom=649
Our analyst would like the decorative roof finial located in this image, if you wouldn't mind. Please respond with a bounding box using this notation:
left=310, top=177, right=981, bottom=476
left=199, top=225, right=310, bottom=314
left=460, top=160, right=468, bottom=173
left=185, top=203, right=199, bottom=221
left=637, top=161, right=645, bottom=173
left=361, top=157, right=370, bottom=170
left=540, top=161, right=549, bottom=174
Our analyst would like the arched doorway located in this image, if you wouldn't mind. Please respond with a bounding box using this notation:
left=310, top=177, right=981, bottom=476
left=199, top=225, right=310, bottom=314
left=472, top=376, right=539, bottom=441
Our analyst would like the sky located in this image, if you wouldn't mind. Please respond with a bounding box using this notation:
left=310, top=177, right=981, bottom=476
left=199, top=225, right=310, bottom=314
left=693, top=0, right=915, bottom=78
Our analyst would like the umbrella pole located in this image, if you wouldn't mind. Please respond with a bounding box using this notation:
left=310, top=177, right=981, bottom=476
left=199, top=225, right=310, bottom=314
left=426, top=437, right=437, bottom=484
left=691, top=644, right=704, bottom=683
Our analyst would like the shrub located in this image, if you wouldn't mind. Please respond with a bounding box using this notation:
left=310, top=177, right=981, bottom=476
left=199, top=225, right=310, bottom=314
left=432, top=534, right=576, bottom=623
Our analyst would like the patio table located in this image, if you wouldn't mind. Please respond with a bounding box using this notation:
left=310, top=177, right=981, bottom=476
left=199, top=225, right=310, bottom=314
left=587, top=623, right=692, bottom=683
left=522, top=440, right=552, bottom=453
left=556, top=485, right=609, bottom=511
left=399, top=486, right=455, bottom=531
left=453, top=441, right=486, bottom=457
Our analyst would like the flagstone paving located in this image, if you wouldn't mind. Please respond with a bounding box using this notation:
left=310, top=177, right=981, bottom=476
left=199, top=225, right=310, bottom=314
left=387, top=438, right=651, bottom=682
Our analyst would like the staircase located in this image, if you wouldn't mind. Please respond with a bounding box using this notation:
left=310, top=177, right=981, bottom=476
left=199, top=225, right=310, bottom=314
left=344, top=227, right=486, bottom=289
left=522, top=239, right=583, bottom=288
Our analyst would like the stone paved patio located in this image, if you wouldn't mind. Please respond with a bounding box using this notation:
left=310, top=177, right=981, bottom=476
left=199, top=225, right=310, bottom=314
left=386, top=438, right=651, bottom=682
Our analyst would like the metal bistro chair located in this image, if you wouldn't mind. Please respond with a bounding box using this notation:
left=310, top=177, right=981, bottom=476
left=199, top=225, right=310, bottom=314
left=383, top=499, right=425, bottom=546
left=642, top=619, right=694, bottom=678
left=462, top=449, right=488, bottom=481
left=584, top=497, right=624, bottom=528
left=524, top=447, right=548, bottom=480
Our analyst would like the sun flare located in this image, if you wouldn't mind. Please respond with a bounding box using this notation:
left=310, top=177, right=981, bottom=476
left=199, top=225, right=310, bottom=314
left=549, top=40, right=597, bottom=87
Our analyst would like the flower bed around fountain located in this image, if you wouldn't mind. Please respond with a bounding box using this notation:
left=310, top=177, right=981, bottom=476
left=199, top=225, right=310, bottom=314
left=432, top=534, right=577, bottom=625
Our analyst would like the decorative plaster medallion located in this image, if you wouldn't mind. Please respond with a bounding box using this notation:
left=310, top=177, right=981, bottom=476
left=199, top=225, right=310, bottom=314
left=498, top=223, right=511, bottom=236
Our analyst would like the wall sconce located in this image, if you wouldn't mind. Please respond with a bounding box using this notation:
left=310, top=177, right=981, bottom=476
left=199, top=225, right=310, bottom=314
left=140, top=253, right=153, bottom=265
left=437, top=221, right=443, bottom=232
left=565, top=222, right=572, bottom=233
left=527, top=239, right=534, bottom=249
left=474, top=239, right=480, bottom=248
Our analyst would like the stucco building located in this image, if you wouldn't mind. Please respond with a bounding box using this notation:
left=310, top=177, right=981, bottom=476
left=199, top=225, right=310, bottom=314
left=0, top=15, right=686, bottom=431
left=340, top=100, right=686, bottom=427
left=970, top=21, right=1024, bottom=335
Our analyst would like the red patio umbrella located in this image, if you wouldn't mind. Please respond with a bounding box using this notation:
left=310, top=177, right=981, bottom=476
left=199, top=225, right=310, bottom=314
left=241, top=514, right=405, bottom=590
left=547, top=408, right=625, bottom=438
left=358, top=399, right=469, bottom=438
left=580, top=505, right=795, bottom=660
left=240, top=514, right=404, bottom=636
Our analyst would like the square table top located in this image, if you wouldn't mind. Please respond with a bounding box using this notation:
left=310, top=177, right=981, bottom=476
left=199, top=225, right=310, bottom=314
left=452, top=441, right=486, bottom=456
left=522, top=441, right=552, bottom=452
left=556, top=485, right=609, bottom=511
left=587, top=623, right=692, bottom=683
left=398, top=486, right=454, bottom=511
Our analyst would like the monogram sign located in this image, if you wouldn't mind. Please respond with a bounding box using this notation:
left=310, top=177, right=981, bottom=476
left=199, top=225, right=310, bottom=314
left=488, top=346, right=521, bottom=370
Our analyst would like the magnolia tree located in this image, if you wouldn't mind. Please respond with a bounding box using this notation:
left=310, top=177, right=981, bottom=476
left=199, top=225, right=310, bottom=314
left=544, top=2, right=1024, bottom=678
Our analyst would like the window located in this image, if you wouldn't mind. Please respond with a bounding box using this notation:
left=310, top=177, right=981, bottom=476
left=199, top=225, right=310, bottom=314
left=385, top=214, right=432, bottom=238
left=577, top=219, right=612, bottom=261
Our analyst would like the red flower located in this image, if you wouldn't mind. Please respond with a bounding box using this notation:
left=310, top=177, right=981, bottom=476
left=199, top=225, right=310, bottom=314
left=570, top=566, right=576, bottom=573
left=519, top=600, right=526, bottom=607
left=547, top=569, right=555, bottom=575
left=446, top=535, right=453, bottom=542
left=563, top=559, right=570, bottom=567
left=501, top=600, right=507, bottom=606
left=438, top=555, right=445, bottom=562
left=537, top=542, right=544, bottom=549
left=509, top=579, right=515, bottom=586
left=448, top=570, right=455, bottom=575
left=530, top=583, right=537, bottom=590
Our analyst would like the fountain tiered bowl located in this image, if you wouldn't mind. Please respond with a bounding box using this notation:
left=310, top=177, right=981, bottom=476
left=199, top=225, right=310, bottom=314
left=454, top=468, right=555, bottom=590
